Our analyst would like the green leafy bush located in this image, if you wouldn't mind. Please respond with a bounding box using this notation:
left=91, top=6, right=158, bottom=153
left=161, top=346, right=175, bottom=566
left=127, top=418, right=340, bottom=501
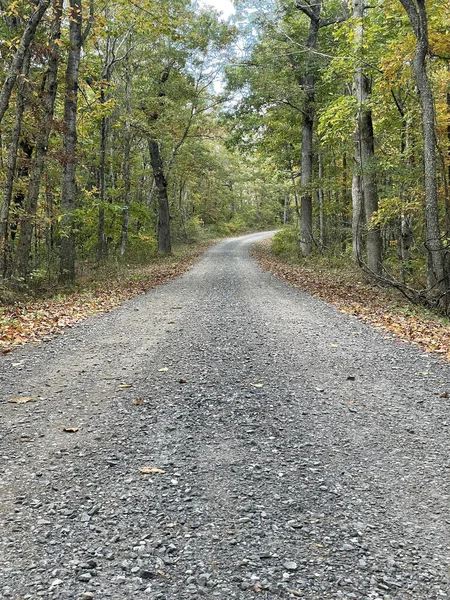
left=272, top=227, right=299, bottom=257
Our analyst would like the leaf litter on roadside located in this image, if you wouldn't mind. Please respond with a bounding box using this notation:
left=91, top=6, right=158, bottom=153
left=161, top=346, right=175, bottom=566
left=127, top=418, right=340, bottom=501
left=252, top=242, right=450, bottom=363
left=0, top=242, right=215, bottom=353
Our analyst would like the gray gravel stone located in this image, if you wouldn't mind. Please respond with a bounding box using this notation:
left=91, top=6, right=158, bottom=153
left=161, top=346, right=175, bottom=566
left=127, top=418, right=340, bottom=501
left=1, top=232, right=450, bottom=599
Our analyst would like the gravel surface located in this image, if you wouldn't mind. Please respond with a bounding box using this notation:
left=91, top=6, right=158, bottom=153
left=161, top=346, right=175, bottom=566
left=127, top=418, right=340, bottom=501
left=1, top=231, right=450, bottom=600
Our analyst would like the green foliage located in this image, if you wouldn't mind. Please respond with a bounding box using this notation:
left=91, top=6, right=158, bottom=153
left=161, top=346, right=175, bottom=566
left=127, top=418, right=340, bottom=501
left=272, top=226, right=299, bottom=257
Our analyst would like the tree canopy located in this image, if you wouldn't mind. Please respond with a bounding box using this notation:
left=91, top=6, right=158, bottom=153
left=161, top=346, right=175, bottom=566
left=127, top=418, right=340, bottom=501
left=0, top=0, right=449, bottom=310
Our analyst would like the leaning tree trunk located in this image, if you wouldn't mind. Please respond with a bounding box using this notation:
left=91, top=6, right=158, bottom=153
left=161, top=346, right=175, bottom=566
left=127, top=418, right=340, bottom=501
left=148, top=138, right=171, bottom=255
left=0, top=52, right=31, bottom=278
left=399, top=0, right=446, bottom=304
left=59, top=0, right=83, bottom=283
left=17, top=0, right=62, bottom=279
left=353, top=0, right=382, bottom=275
left=0, top=0, right=50, bottom=128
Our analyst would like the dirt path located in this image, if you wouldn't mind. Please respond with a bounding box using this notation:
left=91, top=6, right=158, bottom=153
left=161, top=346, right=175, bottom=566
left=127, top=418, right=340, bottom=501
left=1, top=232, right=449, bottom=599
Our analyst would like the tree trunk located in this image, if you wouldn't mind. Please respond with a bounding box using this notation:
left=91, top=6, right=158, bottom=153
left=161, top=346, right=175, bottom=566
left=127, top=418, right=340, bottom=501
left=59, top=0, right=83, bottom=284
left=293, top=2, right=347, bottom=255
left=148, top=138, right=171, bottom=255
left=351, top=172, right=363, bottom=262
left=317, top=152, right=324, bottom=248
left=298, top=13, right=320, bottom=256
left=399, top=0, right=446, bottom=300
left=0, top=52, right=31, bottom=278
left=353, top=0, right=382, bottom=274
left=120, top=52, right=132, bottom=257
left=17, top=0, right=62, bottom=279
left=97, top=95, right=109, bottom=261
left=0, top=0, right=50, bottom=128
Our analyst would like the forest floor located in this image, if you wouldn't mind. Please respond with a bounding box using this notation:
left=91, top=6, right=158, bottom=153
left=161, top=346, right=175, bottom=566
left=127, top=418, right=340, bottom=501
left=251, top=240, right=450, bottom=365
left=0, top=239, right=217, bottom=353
left=1, top=231, right=450, bottom=599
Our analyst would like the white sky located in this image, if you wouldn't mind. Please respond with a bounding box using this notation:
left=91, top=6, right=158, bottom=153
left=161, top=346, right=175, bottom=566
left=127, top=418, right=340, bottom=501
left=198, top=0, right=235, bottom=18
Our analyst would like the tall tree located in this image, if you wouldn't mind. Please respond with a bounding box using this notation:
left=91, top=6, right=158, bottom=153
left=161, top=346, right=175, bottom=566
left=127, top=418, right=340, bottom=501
left=59, top=0, right=93, bottom=283
left=0, top=0, right=50, bottom=128
left=17, top=0, right=63, bottom=279
left=398, top=0, right=447, bottom=301
left=352, top=0, right=382, bottom=274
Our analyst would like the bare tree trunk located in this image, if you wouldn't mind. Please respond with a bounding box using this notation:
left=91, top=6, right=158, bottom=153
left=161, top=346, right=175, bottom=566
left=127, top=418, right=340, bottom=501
left=293, top=2, right=347, bottom=256
left=0, top=52, right=31, bottom=278
left=148, top=138, right=171, bottom=255
left=296, top=8, right=320, bottom=256
left=317, top=152, right=324, bottom=248
left=97, top=101, right=109, bottom=260
left=399, top=0, right=446, bottom=300
left=120, top=52, right=132, bottom=257
left=353, top=0, right=382, bottom=274
left=17, top=0, right=62, bottom=279
left=0, top=0, right=50, bottom=128
left=352, top=172, right=363, bottom=262
left=59, top=0, right=83, bottom=283
left=97, top=36, right=116, bottom=261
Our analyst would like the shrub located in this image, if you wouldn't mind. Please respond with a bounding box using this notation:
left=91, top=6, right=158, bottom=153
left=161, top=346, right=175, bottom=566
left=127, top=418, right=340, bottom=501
left=272, top=226, right=299, bottom=257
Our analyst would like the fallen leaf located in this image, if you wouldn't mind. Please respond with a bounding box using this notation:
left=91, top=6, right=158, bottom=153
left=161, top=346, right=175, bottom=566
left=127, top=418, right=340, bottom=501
left=133, top=398, right=145, bottom=405
left=1, top=348, right=12, bottom=355
left=63, top=427, right=79, bottom=433
left=156, top=570, right=170, bottom=578
left=179, top=379, right=187, bottom=384
left=118, top=383, right=133, bottom=389
left=254, top=582, right=262, bottom=593
left=158, top=367, right=169, bottom=372
left=139, top=466, right=166, bottom=474
left=167, top=321, right=175, bottom=324
left=440, top=392, right=449, bottom=398
left=331, top=344, right=339, bottom=348
left=286, top=589, right=303, bottom=597
left=8, top=396, right=36, bottom=404
left=250, top=382, right=264, bottom=388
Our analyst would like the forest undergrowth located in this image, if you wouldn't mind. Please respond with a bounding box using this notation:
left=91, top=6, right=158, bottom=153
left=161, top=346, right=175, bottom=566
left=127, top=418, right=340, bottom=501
left=252, top=239, right=450, bottom=365
left=0, top=238, right=217, bottom=353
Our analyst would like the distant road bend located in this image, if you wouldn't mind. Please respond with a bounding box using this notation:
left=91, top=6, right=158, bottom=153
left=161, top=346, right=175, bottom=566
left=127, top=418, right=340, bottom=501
left=0, top=231, right=449, bottom=599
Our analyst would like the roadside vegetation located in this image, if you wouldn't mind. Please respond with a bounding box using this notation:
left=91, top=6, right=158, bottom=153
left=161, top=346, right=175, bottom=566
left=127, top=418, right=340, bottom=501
left=253, top=233, right=450, bottom=363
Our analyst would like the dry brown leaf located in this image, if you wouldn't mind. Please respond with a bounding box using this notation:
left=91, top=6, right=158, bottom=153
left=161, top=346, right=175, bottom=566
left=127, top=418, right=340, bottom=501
left=133, top=398, right=145, bottom=405
left=179, top=379, right=187, bottom=384
left=139, top=466, right=166, bottom=474
left=440, top=392, right=449, bottom=398
left=8, top=396, right=36, bottom=404
left=63, top=427, right=79, bottom=433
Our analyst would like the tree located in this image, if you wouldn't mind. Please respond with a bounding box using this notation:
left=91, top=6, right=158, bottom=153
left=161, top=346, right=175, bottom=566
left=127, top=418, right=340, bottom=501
left=352, top=0, right=382, bottom=274
left=59, top=0, right=94, bottom=283
left=398, top=0, right=447, bottom=302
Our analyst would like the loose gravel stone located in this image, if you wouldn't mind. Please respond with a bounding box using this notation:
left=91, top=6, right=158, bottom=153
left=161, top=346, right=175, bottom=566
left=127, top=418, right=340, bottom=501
left=1, top=232, right=450, bottom=599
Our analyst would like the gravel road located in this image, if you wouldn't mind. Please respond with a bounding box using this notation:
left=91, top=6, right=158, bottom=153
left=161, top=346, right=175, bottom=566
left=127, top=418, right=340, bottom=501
left=1, top=232, right=450, bottom=600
